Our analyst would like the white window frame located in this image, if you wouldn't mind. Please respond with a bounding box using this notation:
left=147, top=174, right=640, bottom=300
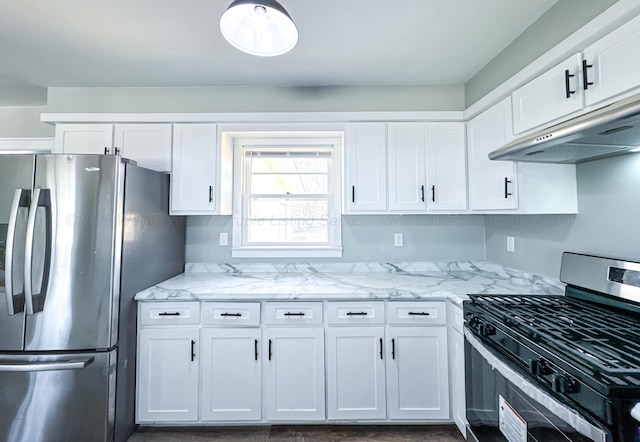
left=231, top=134, right=343, bottom=258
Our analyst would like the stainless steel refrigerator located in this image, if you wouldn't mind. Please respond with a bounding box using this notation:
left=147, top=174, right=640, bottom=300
left=0, top=154, right=185, bottom=442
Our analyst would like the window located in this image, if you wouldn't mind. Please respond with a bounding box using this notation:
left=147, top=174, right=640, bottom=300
left=232, top=135, right=342, bottom=258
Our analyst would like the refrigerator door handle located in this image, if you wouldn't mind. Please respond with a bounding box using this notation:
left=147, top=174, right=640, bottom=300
left=5, top=188, right=29, bottom=315
left=0, top=356, right=94, bottom=372
left=24, top=188, right=52, bottom=315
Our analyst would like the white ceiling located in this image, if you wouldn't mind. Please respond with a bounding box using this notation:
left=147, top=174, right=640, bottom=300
left=0, top=0, right=559, bottom=106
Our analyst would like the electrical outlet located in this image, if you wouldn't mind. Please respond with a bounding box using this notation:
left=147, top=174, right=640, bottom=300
left=394, top=233, right=404, bottom=247
left=506, top=236, right=515, bottom=253
left=219, top=232, right=229, bottom=246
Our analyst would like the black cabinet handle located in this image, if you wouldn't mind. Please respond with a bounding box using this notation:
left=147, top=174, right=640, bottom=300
left=392, top=338, right=396, bottom=360
left=220, top=312, right=242, bottom=317
left=421, top=185, right=425, bottom=202
left=114, top=147, right=120, bottom=156
left=104, top=147, right=110, bottom=155
left=284, top=312, right=305, bottom=316
left=582, top=59, right=594, bottom=90
left=504, top=177, right=512, bottom=199
left=564, top=69, right=576, bottom=99
left=379, top=338, right=383, bottom=360
left=191, top=340, right=196, bottom=362
left=158, top=312, right=180, bottom=316
left=209, top=185, right=214, bottom=203
left=346, top=311, right=368, bottom=316
left=254, top=339, right=258, bottom=361
left=351, top=186, right=355, bottom=203
left=431, top=185, right=435, bottom=202
left=268, top=339, right=272, bottom=361
left=408, top=311, right=430, bottom=316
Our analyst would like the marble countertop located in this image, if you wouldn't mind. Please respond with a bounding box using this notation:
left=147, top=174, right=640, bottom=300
left=135, top=261, right=565, bottom=303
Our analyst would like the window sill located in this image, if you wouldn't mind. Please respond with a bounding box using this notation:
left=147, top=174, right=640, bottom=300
left=231, top=246, right=343, bottom=259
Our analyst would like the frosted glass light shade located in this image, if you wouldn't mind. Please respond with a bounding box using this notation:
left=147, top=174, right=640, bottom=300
left=220, top=0, right=298, bottom=57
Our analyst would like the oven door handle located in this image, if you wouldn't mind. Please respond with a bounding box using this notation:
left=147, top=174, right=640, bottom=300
left=632, top=403, right=640, bottom=422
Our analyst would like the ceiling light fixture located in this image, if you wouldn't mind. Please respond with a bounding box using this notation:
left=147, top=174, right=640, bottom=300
left=220, top=0, right=298, bottom=57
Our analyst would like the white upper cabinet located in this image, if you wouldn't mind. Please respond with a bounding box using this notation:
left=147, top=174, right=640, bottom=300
left=54, top=124, right=114, bottom=155
left=54, top=123, right=172, bottom=172
left=467, top=97, right=518, bottom=210
left=344, top=123, right=387, bottom=213
left=583, top=14, right=640, bottom=107
left=387, top=123, right=427, bottom=211
left=171, top=123, right=232, bottom=215
left=113, top=124, right=172, bottom=172
left=512, top=53, right=584, bottom=134
left=425, top=123, right=467, bottom=211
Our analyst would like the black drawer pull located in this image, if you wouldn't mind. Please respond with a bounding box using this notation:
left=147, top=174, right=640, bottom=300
left=346, top=311, right=368, bottom=316
left=254, top=339, right=258, bottom=361
left=408, top=311, right=430, bottom=316
left=191, top=340, right=196, bottom=362
left=431, top=185, right=435, bottom=202
left=268, top=339, right=273, bottom=361
left=284, top=312, right=305, bottom=316
left=220, top=312, right=242, bottom=317
left=421, top=185, right=425, bottom=202
left=158, top=312, right=180, bottom=316
left=351, top=186, right=355, bottom=203
left=379, top=338, right=383, bottom=360
left=392, top=338, right=396, bottom=360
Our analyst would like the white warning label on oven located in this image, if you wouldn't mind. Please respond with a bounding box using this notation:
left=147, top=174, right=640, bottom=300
left=499, top=395, right=527, bottom=442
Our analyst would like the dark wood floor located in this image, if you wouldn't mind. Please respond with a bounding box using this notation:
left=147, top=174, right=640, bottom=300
left=128, top=425, right=466, bottom=441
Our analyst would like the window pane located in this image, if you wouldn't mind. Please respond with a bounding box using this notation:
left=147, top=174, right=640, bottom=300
left=247, top=220, right=328, bottom=244
left=250, top=174, right=328, bottom=194
left=250, top=156, right=329, bottom=173
left=249, top=199, right=328, bottom=219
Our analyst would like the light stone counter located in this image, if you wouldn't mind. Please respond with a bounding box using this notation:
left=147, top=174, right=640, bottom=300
left=135, top=261, right=564, bottom=302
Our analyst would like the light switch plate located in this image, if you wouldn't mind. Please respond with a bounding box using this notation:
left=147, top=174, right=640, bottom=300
left=394, top=233, right=404, bottom=247
left=506, top=236, right=515, bottom=253
left=219, top=232, right=229, bottom=246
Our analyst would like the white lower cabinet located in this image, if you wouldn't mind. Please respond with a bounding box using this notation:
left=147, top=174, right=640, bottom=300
left=137, top=327, right=199, bottom=422
left=448, top=302, right=468, bottom=438
left=326, top=326, right=387, bottom=420
left=265, top=327, right=325, bottom=421
left=200, top=328, right=262, bottom=421
left=386, top=327, right=450, bottom=420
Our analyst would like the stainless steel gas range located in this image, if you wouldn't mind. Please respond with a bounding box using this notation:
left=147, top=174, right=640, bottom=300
left=464, top=252, right=640, bottom=442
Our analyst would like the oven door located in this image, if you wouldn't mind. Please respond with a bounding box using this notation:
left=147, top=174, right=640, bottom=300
left=464, top=329, right=610, bottom=442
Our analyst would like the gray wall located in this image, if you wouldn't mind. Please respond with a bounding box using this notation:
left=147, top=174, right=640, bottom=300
left=0, top=107, right=54, bottom=137
left=45, top=85, right=465, bottom=113
left=186, top=215, right=486, bottom=263
left=485, top=152, right=640, bottom=278
left=465, top=0, right=618, bottom=107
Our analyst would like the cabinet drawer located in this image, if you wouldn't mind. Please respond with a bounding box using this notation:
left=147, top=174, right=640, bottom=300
left=265, top=302, right=323, bottom=325
left=327, top=302, right=385, bottom=325
left=202, top=302, right=260, bottom=326
left=387, top=301, right=446, bottom=325
left=139, top=302, right=201, bottom=326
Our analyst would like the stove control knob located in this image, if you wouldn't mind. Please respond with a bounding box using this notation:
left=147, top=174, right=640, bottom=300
left=551, top=374, right=579, bottom=394
left=529, top=359, right=551, bottom=377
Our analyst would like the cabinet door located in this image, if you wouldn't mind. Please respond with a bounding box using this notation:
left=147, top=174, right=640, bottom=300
left=583, top=14, right=640, bottom=107
left=54, top=124, right=113, bottom=155
left=467, top=97, right=518, bottom=210
left=345, top=123, right=387, bottom=212
left=426, top=123, right=467, bottom=211
left=326, top=327, right=386, bottom=420
left=387, top=123, right=427, bottom=211
left=114, top=124, right=172, bottom=172
left=387, top=327, right=449, bottom=420
left=201, top=328, right=261, bottom=421
left=137, top=328, right=199, bottom=422
left=512, top=53, right=584, bottom=134
left=265, top=328, right=325, bottom=421
left=171, top=123, right=218, bottom=214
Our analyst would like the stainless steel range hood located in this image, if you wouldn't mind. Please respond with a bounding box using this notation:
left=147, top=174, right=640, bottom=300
left=489, top=91, right=640, bottom=163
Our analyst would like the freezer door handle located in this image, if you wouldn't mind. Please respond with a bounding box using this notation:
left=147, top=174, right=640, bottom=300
left=24, top=188, right=52, bottom=315
left=0, top=356, right=94, bottom=372
left=5, top=188, right=29, bottom=315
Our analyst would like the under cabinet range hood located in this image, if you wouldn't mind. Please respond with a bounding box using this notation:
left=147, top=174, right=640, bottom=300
left=489, top=91, right=640, bottom=163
